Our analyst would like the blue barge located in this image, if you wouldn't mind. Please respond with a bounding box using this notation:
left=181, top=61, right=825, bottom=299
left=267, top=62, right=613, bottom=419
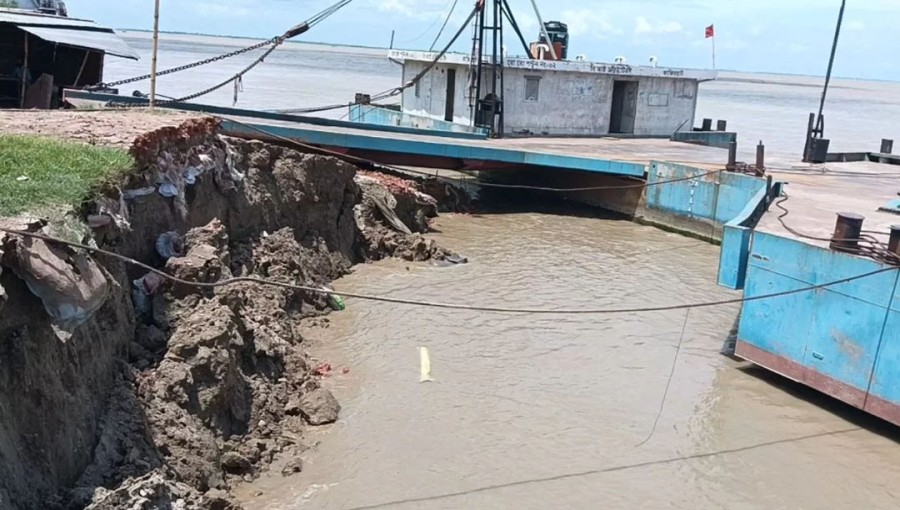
left=719, top=164, right=900, bottom=427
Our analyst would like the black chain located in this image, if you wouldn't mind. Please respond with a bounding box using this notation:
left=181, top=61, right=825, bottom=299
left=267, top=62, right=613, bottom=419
left=104, top=37, right=286, bottom=108
left=91, top=36, right=283, bottom=90
left=92, top=0, right=354, bottom=108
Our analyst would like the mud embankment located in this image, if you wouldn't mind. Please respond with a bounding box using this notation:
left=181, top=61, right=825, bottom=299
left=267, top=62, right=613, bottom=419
left=0, top=118, right=463, bottom=509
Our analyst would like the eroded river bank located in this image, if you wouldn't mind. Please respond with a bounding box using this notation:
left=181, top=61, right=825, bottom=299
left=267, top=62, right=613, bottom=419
left=0, top=114, right=463, bottom=509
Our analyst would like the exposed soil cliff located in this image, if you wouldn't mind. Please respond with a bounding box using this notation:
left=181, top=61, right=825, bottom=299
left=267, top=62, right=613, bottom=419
left=0, top=117, right=463, bottom=509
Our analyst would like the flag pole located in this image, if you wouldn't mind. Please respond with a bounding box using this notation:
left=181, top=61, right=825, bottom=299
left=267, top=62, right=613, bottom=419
left=712, top=32, right=716, bottom=69
left=150, top=0, right=161, bottom=110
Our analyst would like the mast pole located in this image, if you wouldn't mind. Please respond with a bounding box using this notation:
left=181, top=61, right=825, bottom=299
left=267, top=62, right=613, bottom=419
left=500, top=0, right=533, bottom=58
left=150, top=0, right=161, bottom=109
left=816, top=0, right=846, bottom=135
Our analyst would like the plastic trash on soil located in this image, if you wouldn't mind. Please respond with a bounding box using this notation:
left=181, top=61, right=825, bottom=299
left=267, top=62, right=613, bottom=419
left=122, top=187, right=156, bottom=200
left=132, top=272, right=165, bottom=317
left=321, top=285, right=345, bottom=311
left=225, top=144, right=246, bottom=183
left=6, top=234, right=109, bottom=332
left=157, top=181, right=178, bottom=198
left=183, top=166, right=202, bottom=185
left=156, top=231, right=185, bottom=260
left=90, top=196, right=131, bottom=230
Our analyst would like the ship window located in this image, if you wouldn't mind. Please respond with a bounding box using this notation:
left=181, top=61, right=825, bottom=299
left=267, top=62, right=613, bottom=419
left=415, top=80, right=421, bottom=98
left=525, top=76, right=540, bottom=102
left=673, top=80, right=694, bottom=99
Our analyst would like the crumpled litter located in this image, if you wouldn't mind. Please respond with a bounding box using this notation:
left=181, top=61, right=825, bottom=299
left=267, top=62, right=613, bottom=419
left=183, top=166, right=201, bottom=185
left=157, top=182, right=178, bottom=198
left=198, top=154, right=215, bottom=171
left=89, top=195, right=131, bottom=230
left=6, top=234, right=109, bottom=332
left=87, top=215, right=111, bottom=228
left=132, top=272, right=165, bottom=316
left=314, top=362, right=333, bottom=376
left=225, top=144, right=245, bottom=183
left=156, top=231, right=185, bottom=260
left=123, top=187, right=156, bottom=200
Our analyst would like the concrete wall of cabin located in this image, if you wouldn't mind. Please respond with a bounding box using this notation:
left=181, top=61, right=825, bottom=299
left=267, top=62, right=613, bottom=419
left=401, top=61, right=472, bottom=125
left=632, top=77, right=698, bottom=136
left=400, top=62, right=701, bottom=137
left=502, top=67, right=612, bottom=136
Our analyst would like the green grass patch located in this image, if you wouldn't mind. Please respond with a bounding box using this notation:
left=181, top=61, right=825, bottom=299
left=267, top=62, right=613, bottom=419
left=0, top=135, right=135, bottom=217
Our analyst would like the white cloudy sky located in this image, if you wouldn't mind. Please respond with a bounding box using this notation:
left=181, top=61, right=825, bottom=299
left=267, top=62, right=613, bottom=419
left=71, top=0, right=897, bottom=80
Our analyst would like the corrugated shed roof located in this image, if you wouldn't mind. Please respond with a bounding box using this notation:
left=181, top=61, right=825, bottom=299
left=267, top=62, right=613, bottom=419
left=19, top=26, right=139, bottom=60
left=0, top=9, right=94, bottom=28
left=0, top=8, right=138, bottom=60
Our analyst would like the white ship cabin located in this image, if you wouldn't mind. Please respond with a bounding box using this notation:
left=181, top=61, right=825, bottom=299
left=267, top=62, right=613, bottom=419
left=389, top=50, right=716, bottom=137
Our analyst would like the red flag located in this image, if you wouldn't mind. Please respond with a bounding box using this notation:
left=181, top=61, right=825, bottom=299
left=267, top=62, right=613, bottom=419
left=705, top=24, right=715, bottom=38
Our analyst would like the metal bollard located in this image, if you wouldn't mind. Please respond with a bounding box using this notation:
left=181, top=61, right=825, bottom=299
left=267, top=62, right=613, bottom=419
left=716, top=120, right=727, bottom=132
left=756, top=141, right=765, bottom=172
left=727, top=141, right=737, bottom=170
left=803, top=112, right=816, bottom=162
left=889, top=225, right=900, bottom=256
left=882, top=139, right=894, bottom=155
left=830, top=212, right=865, bottom=253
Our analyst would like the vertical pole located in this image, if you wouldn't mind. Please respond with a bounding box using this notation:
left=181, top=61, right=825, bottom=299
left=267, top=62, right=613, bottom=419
left=474, top=5, right=485, bottom=126
left=500, top=0, right=533, bottom=58
left=73, top=51, right=90, bottom=87
left=711, top=34, right=716, bottom=70
left=498, top=0, right=505, bottom=136
left=816, top=0, right=846, bottom=136
left=20, top=33, right=28, bottom=108
left=529, top=0, right=557, bottom=60
left=491, top=0, right=499, bottom=135
left=150, top=0, right=161, bottom=109
left=389, top=30, right=395, bottom=49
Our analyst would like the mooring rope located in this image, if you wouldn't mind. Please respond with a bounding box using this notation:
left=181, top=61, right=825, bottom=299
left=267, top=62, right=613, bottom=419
left=774, top=193, right=900, bottom=266
left=0, top=228, right=895, bottom=315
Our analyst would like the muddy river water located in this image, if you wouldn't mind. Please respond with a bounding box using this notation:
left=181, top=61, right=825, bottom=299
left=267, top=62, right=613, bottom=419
left=236, top=211, right=900, bottom=509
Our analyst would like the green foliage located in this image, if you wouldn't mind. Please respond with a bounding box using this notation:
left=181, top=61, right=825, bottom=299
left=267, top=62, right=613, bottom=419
left=0, top=135, right=135, bottom=217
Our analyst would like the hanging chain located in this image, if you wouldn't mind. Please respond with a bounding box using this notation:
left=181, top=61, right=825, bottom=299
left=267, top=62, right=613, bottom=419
left=90, top=36, right=283, bottom=91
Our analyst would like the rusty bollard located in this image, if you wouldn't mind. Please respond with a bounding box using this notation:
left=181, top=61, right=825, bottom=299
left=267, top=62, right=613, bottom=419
left=830, top=212, right=865, bottom=253
left=889, top=225, right=900, bottom=257
left=756, top=141, right=766, bottom=173
left=727, top=141, right=737, bottom=170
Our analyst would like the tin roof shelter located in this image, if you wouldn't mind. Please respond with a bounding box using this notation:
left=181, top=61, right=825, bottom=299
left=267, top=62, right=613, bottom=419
left=0, top=8, right=137, bottom=109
